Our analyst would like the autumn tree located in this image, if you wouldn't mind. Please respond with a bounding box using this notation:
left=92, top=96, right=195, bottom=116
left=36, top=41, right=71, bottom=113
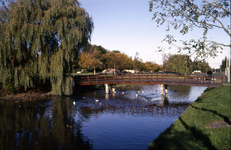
left=81, top=43, right=108, bottom=69
left=149, top=0, right=230, bottom=60
left=103, top=52, right=118, bottom=73
left=115, top=53, right=133, bottom=72
left=143, top=62, right=161, bottom=72
left=0, top=0, right=93, bottom=95
left=79, top=48, right=102, bottom=75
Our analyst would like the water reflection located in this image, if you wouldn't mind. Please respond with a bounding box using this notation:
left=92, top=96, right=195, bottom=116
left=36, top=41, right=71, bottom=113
left=0, top=98, right=93, bottom=150
left=0, top=84, right=206, bottom=150
left=76, top=103, right=188, bottom=118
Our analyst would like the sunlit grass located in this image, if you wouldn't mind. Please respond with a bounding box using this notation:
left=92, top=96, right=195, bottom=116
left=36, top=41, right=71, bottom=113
left=148, top=85, right=231, bottom=150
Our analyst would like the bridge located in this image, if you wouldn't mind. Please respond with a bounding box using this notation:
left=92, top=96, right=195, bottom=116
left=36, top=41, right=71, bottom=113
left=74, top=72, right=227, bottom=88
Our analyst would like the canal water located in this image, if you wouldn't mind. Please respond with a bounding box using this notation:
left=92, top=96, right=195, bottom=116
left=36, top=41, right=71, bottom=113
left=0, top=85, right=206, bottom=150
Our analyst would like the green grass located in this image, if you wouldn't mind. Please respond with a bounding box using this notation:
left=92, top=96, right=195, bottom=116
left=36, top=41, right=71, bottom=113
left=213, top=72, right=225, bottom=75
left=148, top=85, right=231, bottom=150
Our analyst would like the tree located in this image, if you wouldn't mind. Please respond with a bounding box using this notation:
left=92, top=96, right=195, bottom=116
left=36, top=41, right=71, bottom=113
left=161, top=53, right=171, bottom=72
left=165, top=54, right=193, bottom=74
left=192, top=60, right=210, bottom=73
left=143, top=62, right=162, bottom=72
left=149, top=0, right=230, bottom=60
left=103, top=52, right=119, bottom=73
left=133, top=52, right=143, bottom=73
left=115, top=53, right=133, bottom=72
left=79, top=48, right=102, bottom=74
left=82, top=43, right=108, bottom=55
left=220, top=57, right=227, bottom=72
left=0, top=0, right=93, bottom=95
left=81, top=43, right=108, bottom=70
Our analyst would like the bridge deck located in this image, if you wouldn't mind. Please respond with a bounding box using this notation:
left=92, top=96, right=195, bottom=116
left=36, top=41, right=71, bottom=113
left=74, top=73, right=227, bottom=87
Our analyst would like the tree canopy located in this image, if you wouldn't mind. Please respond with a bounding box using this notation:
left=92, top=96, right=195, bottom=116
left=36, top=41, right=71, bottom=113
left=0, top=0, right=93, bottom=95
left=164, top=54, right=193, bottom=74
left=142, top=61, right=161, bottom=72
left=192, top=60, right=210, bottom=73
left=133, top=52, right=143, bottom=72
left=79, top=48, right=102, bottom=74
left=220, top=57, right=227, bottom=72
left=149, top=0, right=230, bottom=60
left=103, top=52, right=133, bottom=72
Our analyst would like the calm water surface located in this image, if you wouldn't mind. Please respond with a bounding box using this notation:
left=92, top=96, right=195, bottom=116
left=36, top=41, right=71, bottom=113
left=0, top=85, right=206, bottom=150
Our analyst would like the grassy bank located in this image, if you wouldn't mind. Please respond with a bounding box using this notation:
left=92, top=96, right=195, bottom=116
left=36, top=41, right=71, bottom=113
left=148, top=85, right=231, bottom=150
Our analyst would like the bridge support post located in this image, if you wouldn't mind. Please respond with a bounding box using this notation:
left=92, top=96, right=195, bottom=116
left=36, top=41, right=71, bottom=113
left=105, top=84, right=110, bottom=94
left=160, top=84, right=164, bottom=95
left=105, top=84, right=116, bottom=94
left=161, top=95, right=169, bottom=106
left=164, top=84, right=168, bottom=97
left=112, top=84, right=116, bottom=93
left=160, top=84, right=168, bottom=96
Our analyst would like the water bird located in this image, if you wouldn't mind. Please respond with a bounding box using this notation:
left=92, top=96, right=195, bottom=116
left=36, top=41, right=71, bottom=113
left=95, top=99, right=99, bottom=102
left=73, top=101, right=76, bottom=105
left=142, top=91, right=144, bottom=93
left=136, top=94, right=138, bottom=97
left=122, top=92, right=124, bottom=95
left=66, top=124, right=72, bottom=128
left=138, top=91, right=140, bottom=93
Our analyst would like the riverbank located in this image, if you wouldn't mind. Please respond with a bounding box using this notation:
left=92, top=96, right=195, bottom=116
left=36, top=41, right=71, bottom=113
left=148, top=85, right=231, bottom=150
left=0, top=88, right=54, bottom=103
left=0, top=84, right=103, bottom=103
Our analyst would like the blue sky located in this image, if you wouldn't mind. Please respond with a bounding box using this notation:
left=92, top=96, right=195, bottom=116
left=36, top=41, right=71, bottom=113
left=80, top=0, right=230, bottom=68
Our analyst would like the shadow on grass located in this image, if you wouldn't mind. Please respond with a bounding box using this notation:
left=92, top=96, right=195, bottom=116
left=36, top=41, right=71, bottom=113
left=190, top=105, right=231, bottom=125
left=148, top=103, right=230, bottom=150
left=148, top=116, right=217, bottom=150
left=178, top=117, right=217, bottom=150
left=148, top=130, right=199, bottom=150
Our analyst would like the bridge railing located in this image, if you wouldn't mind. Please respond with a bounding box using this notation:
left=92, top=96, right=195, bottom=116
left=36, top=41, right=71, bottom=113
left=74, top=72, right=227, bottom=87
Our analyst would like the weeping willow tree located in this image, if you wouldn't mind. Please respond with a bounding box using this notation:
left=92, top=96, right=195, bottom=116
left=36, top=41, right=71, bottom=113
left=0, top=0, right=93, bottom=95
